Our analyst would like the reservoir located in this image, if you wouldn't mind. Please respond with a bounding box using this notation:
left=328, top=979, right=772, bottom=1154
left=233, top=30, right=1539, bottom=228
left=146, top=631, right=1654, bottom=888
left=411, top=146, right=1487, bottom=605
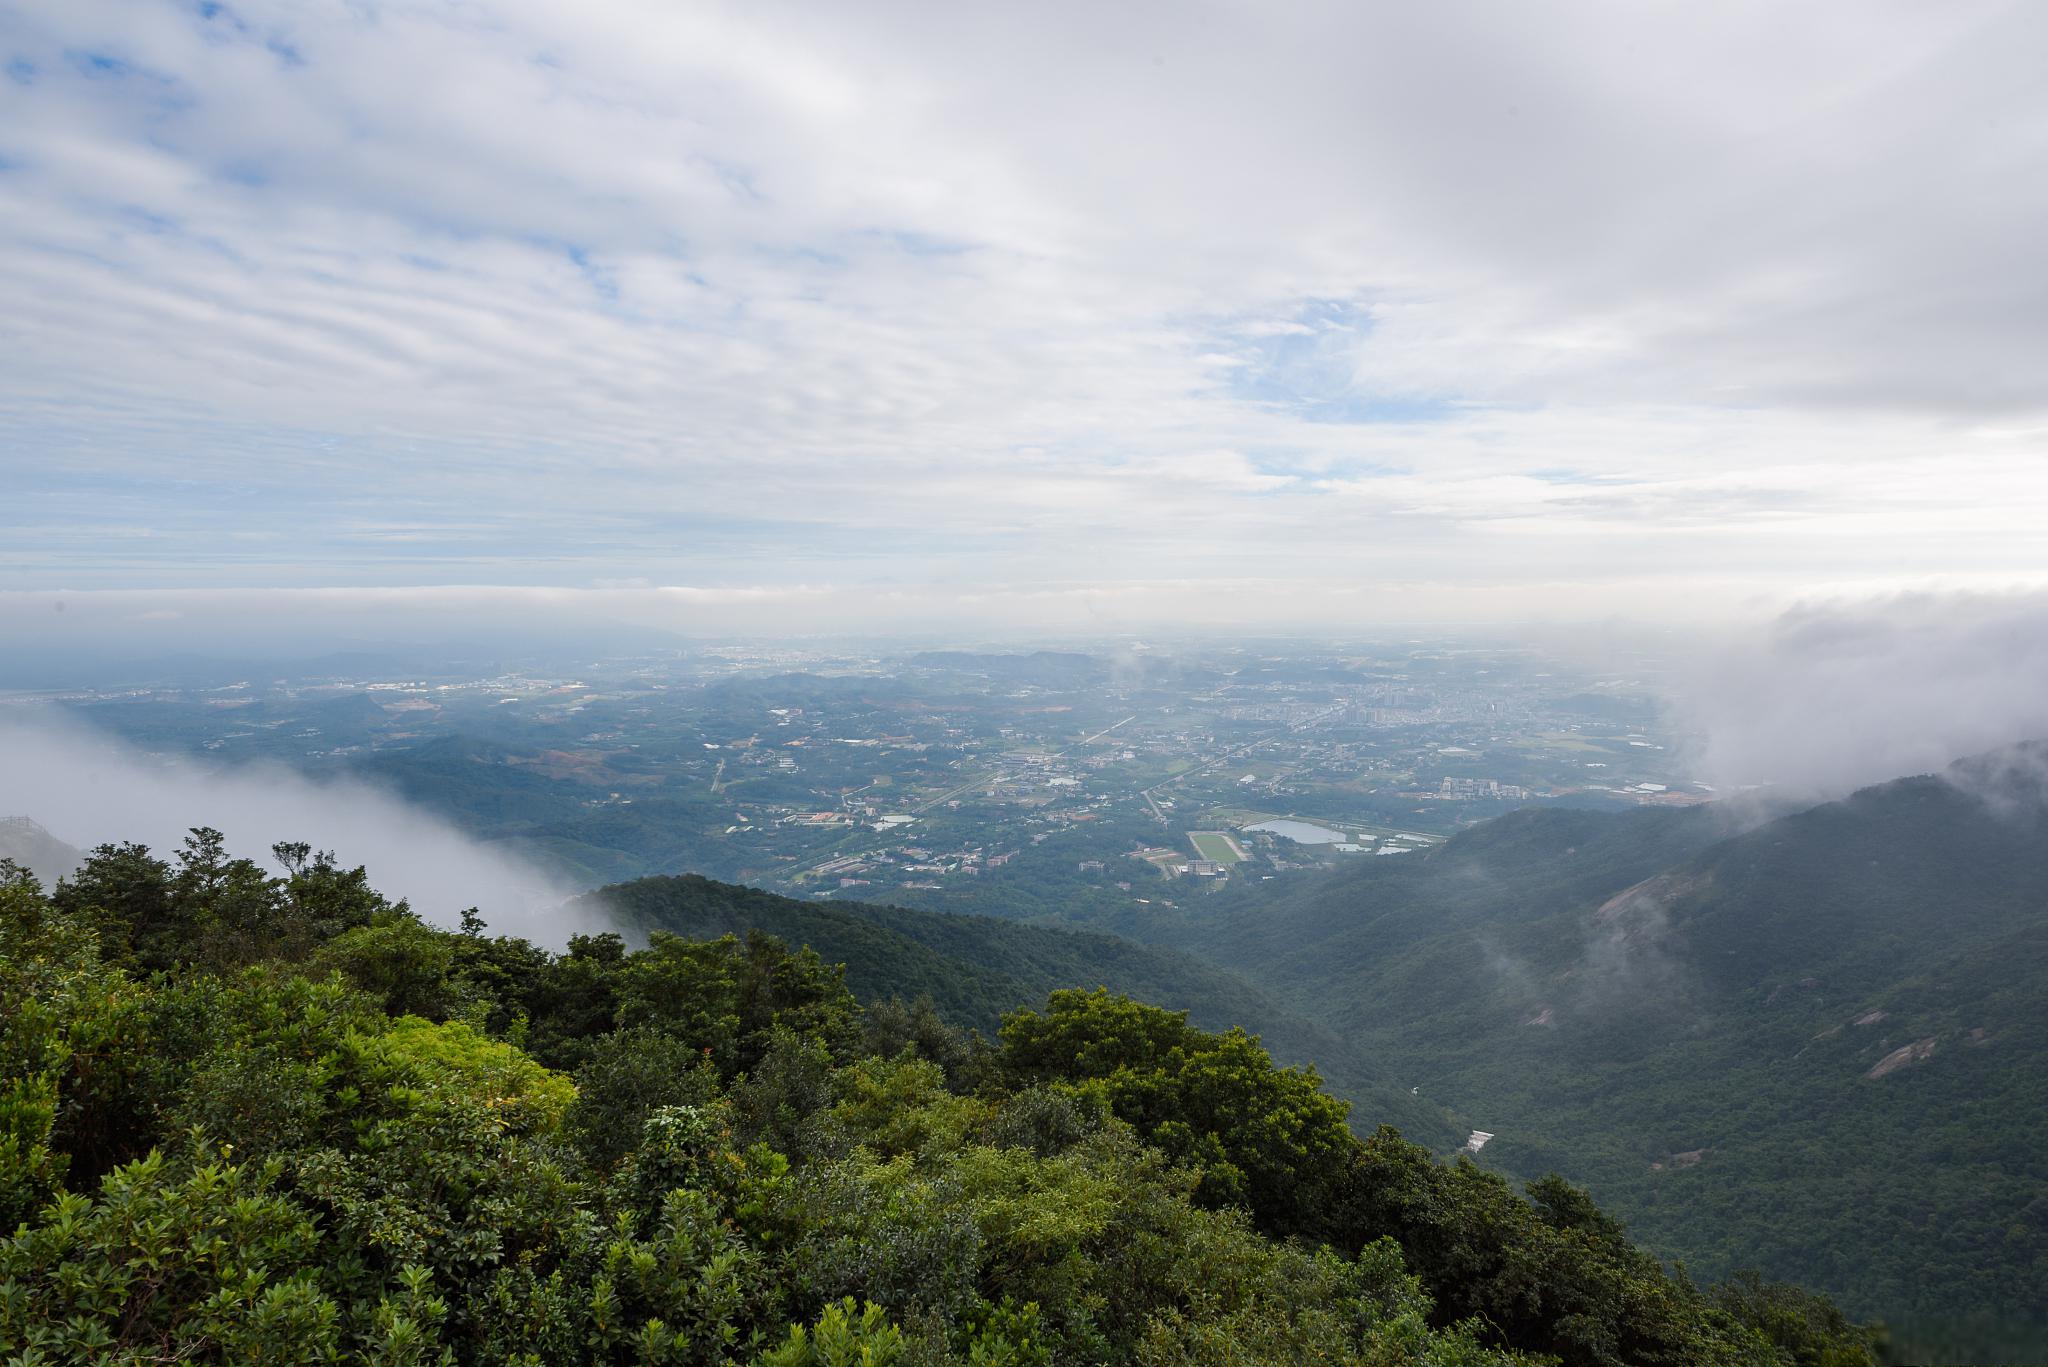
left=1243, top=818, right=1348, bottom=844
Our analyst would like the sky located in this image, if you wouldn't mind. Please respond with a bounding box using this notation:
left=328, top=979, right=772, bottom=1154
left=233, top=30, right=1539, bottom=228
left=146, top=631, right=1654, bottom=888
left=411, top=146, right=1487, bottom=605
left=4, top=0, right=2048, bottom=636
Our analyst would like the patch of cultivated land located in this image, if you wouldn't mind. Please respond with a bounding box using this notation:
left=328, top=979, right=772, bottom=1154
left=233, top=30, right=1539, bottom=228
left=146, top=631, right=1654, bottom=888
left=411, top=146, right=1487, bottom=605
left=1189, top=830, right=1247, bottom=863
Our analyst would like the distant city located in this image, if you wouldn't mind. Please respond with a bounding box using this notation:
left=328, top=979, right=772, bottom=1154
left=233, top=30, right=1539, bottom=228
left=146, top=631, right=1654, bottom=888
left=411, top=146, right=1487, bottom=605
left=2, top=640, right=1715, bottom=916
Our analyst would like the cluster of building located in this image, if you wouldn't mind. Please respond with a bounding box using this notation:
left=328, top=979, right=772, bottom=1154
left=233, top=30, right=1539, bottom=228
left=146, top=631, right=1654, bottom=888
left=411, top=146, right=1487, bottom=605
left=815, top=839, right=1024, bottom=890
left=1429, top=777, right=1533, bottom=801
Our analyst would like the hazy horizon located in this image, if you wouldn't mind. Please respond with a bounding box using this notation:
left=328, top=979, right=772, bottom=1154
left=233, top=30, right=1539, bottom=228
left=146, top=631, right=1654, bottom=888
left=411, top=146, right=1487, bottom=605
left=9, top=0, right=2048, bottom=852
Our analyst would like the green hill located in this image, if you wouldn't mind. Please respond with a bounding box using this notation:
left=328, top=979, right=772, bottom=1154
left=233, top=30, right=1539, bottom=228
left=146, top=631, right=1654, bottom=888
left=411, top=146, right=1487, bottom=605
left=588, top=872, right=1461, bottom=1146
left=0, top=824, right=1879, bottom=1366
left=1172, top=746, right=2048, bottom=1363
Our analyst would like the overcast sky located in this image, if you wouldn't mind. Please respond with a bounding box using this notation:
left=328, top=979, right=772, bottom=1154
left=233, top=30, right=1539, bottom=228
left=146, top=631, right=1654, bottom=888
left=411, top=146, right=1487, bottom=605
left=4, top=1, right=2046, bottom=635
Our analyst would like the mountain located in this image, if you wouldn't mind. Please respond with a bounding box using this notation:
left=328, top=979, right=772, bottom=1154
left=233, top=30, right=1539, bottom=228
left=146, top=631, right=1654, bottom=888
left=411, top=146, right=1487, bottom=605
left=1169, top=745, right=2048, bottom=1362
left=585, top=872, right=1461, bottom=1146
left=4, top=842, right=1879, bottom=1366
left=0, top=816, right=82, bottom=890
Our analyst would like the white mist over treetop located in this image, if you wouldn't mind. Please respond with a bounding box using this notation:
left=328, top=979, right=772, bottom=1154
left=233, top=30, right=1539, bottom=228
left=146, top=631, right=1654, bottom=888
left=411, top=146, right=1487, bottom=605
left=0, top=717, right=585, bottom=943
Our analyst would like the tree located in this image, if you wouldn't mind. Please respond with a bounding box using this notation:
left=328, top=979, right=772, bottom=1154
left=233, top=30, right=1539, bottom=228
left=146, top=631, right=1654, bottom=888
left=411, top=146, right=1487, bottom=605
left=52, top=841, right=177, bottom=969
left=0, top=1144, right=346, bottom=1366
left=614, top=931, right=859, bottom=1080
left=0, top=880, right=155, bottom=1217
left=998, top=989, right=1355, bottom=1239
left=759, top=1299, right=903, bottom=1367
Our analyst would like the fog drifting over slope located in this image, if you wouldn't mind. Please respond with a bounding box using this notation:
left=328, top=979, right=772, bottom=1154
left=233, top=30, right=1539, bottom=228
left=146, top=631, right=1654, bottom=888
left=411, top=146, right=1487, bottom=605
left=0, top=714, right=588, bottom=944
left=1675, top=591, right=2048, bottom=798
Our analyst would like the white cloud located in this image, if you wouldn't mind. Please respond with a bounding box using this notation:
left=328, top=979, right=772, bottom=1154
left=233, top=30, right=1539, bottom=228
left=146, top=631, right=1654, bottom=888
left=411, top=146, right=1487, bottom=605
left=1, top=0, right=2045, bottom=613
left=1674, top=590, right=2048, bottom=796
left=0, top=714, right=589, bottom=942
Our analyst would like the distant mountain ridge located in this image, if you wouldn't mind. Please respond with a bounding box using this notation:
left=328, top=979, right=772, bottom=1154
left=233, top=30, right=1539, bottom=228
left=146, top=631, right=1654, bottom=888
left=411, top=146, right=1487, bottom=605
left=1164, top=743, right=2048, bottom=1362
left=0, top=815, right=81, bottom=889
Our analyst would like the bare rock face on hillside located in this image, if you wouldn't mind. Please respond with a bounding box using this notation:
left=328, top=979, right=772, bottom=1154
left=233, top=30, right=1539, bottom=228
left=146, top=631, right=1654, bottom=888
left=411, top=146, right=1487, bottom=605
left=1581, top=869, right=1713, bottom=1000
left=1865, top=1037, right=1938, bottom=1079
left=1591, top=869, right=1712, bottom=933
left=0, top=816, right=83, bottom=890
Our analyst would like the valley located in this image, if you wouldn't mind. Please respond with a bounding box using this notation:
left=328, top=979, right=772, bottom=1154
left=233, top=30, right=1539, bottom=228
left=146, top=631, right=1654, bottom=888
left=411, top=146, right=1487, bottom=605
left=1152, top=759, right=2048, bottom=1361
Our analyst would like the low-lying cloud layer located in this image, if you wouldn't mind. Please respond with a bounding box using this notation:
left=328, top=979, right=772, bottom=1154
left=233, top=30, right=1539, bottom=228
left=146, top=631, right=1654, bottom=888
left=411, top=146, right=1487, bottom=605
left=1675, top=592, right=2048, bottom=797
left=0, top=714, right=588, bottom=944
left=0, top=576, right=1786, bottom=668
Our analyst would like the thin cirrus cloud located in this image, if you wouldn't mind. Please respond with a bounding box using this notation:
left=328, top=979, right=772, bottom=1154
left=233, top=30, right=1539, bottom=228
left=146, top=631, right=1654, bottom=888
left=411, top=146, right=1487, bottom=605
left=2, top=0, right=2047, bottom=628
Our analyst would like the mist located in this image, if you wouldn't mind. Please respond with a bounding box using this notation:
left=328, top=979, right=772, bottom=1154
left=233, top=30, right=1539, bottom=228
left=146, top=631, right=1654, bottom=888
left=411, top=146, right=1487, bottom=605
left=1673, top=591, right=2048, bottom=798
left=0, top=713, right=592, bottom=945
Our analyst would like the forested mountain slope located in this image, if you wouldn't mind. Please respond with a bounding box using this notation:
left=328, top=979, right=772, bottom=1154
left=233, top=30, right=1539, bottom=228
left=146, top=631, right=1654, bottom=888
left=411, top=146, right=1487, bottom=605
left=1171, top=800, right=1746, bottom=986
left=589, top=873, right=1460, bottom=1145
left=0, top=829, right=1878, bottom=1366
left=1178, top=746, right=2048, bottom=1363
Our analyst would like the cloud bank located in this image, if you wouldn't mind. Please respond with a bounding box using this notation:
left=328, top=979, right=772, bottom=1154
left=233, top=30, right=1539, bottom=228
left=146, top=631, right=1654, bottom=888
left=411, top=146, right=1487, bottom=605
left=2, top=2, right=2046, bottom=613
left=0, top=714, right=589, bottom=944
left=1675, top=591, right=2048, bottom=797
left=0, top=575, right=1788, bottom=664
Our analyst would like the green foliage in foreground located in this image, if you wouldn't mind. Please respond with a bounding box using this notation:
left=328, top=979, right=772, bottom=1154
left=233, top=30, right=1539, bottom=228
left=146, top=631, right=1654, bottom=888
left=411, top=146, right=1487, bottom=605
left=0, top=835, right=1881, bottom=1365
